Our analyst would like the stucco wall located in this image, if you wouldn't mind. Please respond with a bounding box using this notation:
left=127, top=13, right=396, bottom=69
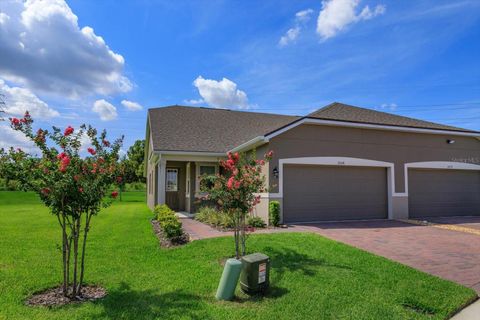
left=146, top=134, right=157, bottom=211
left=267, top=124, right=480, bottom=194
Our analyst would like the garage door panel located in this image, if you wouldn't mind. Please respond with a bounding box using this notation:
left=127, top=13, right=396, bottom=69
left=409, top=169, right=480, bottom=218
left=283, top=165, right=388, bottom=222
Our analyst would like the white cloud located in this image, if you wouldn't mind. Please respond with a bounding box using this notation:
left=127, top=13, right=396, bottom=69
left=0, top=0, right=132, bottom=98
left=192, top=76, right=249, bottom=109
left=0, top=124, right=38, bottom=154
left=316, top=0, right=386, bottom=40
left=279, top=8, right=314, bottom=47
left=279, top=27, right=301, bottom=47
left=92, top=99, right=117, bottom=121
left=359, top=4, right=386, bottom=20
left=0, top=12, right=9, bottom=25
left=0, top=79, right=59, bottom=119
left=296, top=9, right=315, bottom=22
left=183, top=98, right=205, bottom=105
left=121, top=100, right=143, bottom=111
left=379, top=103, right=397, bottom=111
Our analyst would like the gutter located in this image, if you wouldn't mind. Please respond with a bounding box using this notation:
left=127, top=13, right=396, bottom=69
left=228, top=136, right=269, bottom=153
left=153, top=150, right=226, bottom=157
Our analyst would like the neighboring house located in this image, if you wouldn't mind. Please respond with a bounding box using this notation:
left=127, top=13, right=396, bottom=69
left=145, top=102, right=480, bottom=223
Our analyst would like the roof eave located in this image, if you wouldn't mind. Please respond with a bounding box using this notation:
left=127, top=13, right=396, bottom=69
left=228, top=136, right=269, bottom=153
left=265, top=117, right=480, bottom=140
left=153, top=150, right=226, bottom=157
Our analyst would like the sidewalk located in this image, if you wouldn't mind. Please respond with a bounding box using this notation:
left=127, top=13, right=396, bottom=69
left=451, top=300, right=480, bottom=320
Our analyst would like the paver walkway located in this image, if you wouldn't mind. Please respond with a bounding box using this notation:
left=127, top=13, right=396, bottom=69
left=181, top=217, right=480, bottom=294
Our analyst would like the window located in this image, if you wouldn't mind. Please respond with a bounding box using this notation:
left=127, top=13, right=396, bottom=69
left=199, top=165, right=216, bottom=176
left=166, top=168, right=178, bottom=192
left=196, top=163, right=218, bottom=192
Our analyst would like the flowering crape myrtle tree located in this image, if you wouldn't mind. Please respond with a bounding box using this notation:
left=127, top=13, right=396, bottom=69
left=0, top=112, right=123, bottom=299
left=201, top=150, right=273, bottom=259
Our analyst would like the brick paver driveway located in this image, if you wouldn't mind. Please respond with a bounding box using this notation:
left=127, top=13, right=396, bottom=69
left=426, top=216, right=480, bottom=231
left=293, top=220, right=480, bottom=293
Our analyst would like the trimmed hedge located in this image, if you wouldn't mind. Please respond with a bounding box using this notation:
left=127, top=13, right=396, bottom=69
left=269, top=201, right=280, bottom=226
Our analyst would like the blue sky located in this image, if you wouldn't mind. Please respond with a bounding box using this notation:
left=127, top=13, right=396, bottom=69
left=0, top=0, right=479, bottom=153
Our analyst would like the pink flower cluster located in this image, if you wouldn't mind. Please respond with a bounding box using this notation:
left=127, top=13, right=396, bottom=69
left=57, top=152, right=71, bottom=173
left=9, top=111, right=32, bottom=129
left=64, top=126, right=74, bottom=136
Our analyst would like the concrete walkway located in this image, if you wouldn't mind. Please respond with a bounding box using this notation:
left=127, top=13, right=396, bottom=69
left=451, top=300, right=480, bottom=320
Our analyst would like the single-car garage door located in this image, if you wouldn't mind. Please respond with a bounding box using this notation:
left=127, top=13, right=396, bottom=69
left=409, top=169, right=480, bottom=218
left=283, top=165, right=388, bottom=223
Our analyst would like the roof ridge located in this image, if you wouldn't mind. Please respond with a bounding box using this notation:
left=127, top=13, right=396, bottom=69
left=306, top=102, right=340, bottom=116
left=309, top=102, right=477, bottom=133
left=148, top=105, right=301, bottom=118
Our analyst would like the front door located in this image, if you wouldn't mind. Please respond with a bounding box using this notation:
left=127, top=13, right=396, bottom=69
left=165, top=168, right=180, bottom=210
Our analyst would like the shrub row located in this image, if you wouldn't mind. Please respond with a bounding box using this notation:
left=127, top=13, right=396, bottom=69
left=154, top=204, right=184, bottom=239
left=196, top=206, right=268, bottom=229
left=195, top=206, right=235, bottom=229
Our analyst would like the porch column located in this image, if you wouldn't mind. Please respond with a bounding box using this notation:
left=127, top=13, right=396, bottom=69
left=157, top=158, right=166, bottom=205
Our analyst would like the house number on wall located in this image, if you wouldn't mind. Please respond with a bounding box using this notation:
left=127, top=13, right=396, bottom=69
left=447, top=165, right=453, bottom=169
left=337, top=161, right=345, bottom=165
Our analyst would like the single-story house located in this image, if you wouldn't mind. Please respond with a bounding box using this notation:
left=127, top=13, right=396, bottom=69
left=145, top=102, right=480, bottom=223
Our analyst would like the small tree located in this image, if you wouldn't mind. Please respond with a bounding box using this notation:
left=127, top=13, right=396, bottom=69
left=201, top=150, right=272, bottom=259
left=0, top=112, right=123, bottom=299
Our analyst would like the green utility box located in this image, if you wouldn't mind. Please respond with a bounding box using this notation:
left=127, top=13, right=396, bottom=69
left=240, top=253, right=270, bottom=294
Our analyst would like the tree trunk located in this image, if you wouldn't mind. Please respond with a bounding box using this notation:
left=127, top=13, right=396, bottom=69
left=78, top=212, right=91, bottom=293
left=66, top=234, right=72, bottom=291
left=233, top=210, right=240, bottom=259
left=71, top=216, right=80, bottom=298
left=240, top=213, right=246, bottom=257
left=61, top=213, right=68, bottom=296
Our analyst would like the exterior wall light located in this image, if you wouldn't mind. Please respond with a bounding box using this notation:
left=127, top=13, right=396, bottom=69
left=273, top=167, right=279, bottom=179
left=447, top=139, right=455, bottom=144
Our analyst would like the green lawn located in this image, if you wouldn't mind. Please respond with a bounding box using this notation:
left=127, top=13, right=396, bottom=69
left=0, top=191, right=476, bottom=320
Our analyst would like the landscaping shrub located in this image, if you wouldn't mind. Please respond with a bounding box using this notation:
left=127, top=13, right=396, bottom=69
left=195, top=206, right=234, bottom=229
left=0, top=178, right=21, bottom=191
left=269, top=201, right=280, bottom=226
left=154, top=204, right=185, bottom=240
left=160, top=216, right=183, bottom=239
left=247, top=216, right=266, bottom=228
left=154, top=204, right=175, bottom=221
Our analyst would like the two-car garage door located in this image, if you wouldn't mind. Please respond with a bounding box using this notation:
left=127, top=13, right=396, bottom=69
left=283, top=165, right=388, bottom=223
left=282, top=164, right=480, bottom=223
left=408, top=169, right=480, bottom=218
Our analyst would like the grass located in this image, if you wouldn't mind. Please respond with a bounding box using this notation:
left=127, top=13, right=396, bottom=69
left=0, top=191, right=476, bottom=320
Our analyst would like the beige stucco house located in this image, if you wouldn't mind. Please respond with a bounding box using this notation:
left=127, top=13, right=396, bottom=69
left=145, top=102, right=480, bottom=223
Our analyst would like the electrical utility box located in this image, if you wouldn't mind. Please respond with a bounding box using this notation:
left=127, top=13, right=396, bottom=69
left=240, top=253, right=270, bottom=294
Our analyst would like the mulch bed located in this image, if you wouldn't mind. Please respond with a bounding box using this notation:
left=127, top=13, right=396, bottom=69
left=26, top=285, right=106, bottom=307
left=151, top=219, right=189, bottom=248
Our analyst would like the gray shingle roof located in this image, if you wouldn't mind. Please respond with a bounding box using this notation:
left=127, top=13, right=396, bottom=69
left=148, top=106, right=300, bottom=153
left=307, top=102, right=477, bottom=133
left=149, top=103, right=478, bottom=153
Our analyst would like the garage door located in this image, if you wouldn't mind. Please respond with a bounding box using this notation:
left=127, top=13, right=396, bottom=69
left=408, top=169, right=480, bottom=218
left=283, top=165, right=388, bottom=223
